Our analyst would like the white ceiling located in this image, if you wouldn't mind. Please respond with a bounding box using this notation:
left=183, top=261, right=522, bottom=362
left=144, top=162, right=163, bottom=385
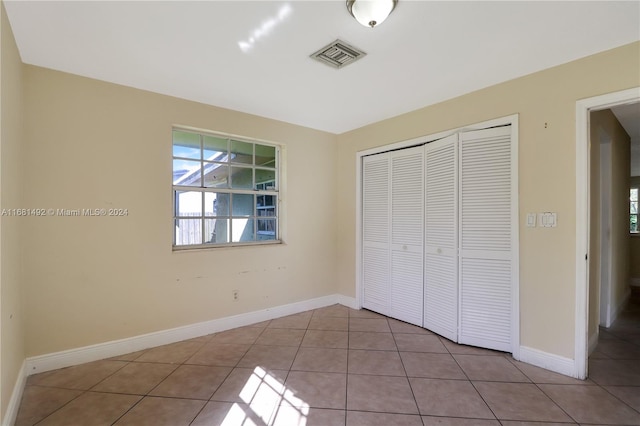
left=612, top=102, right=640, bottom=176
left=4, top=1, right=640, bottom=134
left=612, top=102, right=640, bottom=143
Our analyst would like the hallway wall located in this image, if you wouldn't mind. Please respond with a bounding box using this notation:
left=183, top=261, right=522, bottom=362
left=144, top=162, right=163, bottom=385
left=631, top=176, right=640, bottom=287
left=586, top=108, right=630, bottom=344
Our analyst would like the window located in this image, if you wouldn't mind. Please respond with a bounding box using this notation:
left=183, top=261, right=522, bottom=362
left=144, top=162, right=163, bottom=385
left=632, top=187, right=638, bottom=234
left=172, top=129, right=279, bottom=248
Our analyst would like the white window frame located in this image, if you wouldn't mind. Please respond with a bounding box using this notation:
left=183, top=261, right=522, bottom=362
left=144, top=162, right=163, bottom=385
left=172, top=127, right=281, bottom=250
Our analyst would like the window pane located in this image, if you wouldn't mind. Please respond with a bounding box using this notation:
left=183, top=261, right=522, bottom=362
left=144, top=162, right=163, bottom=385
left=257, top=219, right=276, bottom=240
left=232, top=218, right=255, bottom=242
left=257, top=195, right=276, bottom=217
left=173, top=144, right=200, bottom=159
left=632, top=201, right=638, bottom=215
left=173, top=131, right=201, bottom=159
left=631, top=188, right=638, bottom=202
left=203, top=135, right=228, bottom=162
left=255, top=144, right=276, bottom=167
left=203, top=163, right=229, bottom=188
left=230, top=140, right=253, bottom=164
left=256, top=168, right=276, bottom=188
left=631, top=215, right=638, bottom=233
left=232, top=194, right=254, bottom=216
left=205, top=192, right=229, bottom=217
left=205, top=218, right=229, bottom=244
left=173, top=159, right=201, bottom=186
left=230, top=166, right=253, bottom=189
left=175, top=219, right=202, bottom=246
left=175, top=191, right=202, bottom=216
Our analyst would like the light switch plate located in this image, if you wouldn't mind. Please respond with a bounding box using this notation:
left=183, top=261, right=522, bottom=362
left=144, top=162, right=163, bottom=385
left=538, top=213, right=547, bottom=227
left=526, top=213, right=536, bottom=227
left=538, top=212, right=557, bottom=228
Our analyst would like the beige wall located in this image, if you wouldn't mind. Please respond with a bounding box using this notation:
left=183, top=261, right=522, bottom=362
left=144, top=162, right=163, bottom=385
left=589, top=110, right=632, bottom=340
left=0, top=1, right=25, bottom=421
left=631, top=176, right=640, bottom=282
left=22, top=66, right=338, bottom=356
left=336, top=42, right=640, bottom=359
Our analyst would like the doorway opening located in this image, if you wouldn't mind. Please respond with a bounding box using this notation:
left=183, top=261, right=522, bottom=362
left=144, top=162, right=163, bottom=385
left=576, top=88, right=640, bottom=379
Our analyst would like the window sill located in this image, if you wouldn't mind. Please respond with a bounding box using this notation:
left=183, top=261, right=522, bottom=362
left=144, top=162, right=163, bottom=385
left=172, top=240, right=283, bottom=252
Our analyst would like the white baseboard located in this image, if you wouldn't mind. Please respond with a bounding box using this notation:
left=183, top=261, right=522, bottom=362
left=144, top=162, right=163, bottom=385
left=518, top=346, right=577, bottom=379
left=3, top=360, right=26, bottom=426
left=335, top=294, right=358, bottom=309
left=25, top=294, right=356, bottom=376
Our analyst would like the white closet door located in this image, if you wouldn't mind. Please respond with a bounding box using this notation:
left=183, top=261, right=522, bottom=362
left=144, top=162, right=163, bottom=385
left=390, top=147, right=424, bottom=326
left=362, top=154, right=391, bottom=316
left=424, top=135, right=459, bottom=341
left=458, top=126, right=513, bottom=352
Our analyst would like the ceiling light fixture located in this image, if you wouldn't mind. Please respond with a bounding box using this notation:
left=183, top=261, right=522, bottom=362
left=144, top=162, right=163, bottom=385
left=346, top=0, right=397, bottom=28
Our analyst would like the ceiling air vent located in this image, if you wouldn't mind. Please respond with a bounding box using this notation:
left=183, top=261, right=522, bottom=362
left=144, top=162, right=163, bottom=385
left=310, top=39, right=366, bottom=69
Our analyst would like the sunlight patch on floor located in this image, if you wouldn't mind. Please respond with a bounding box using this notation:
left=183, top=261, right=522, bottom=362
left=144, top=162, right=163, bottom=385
left=222, top=366, right=309, bottom=426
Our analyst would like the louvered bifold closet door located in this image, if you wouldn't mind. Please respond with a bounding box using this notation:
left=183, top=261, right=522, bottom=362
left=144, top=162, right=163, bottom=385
left=390, top=147, right=424, bottom=326
left=362, top=154, right=391, bottom=316
left=458, top=126, right=513, bottom=352
left=424, top=135, right=458, bottom=341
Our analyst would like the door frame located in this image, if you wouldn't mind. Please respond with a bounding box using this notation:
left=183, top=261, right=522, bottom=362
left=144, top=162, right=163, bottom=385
left=355, top=113, right=519, bottom=356
left=574, top=87, right=640, bottom=379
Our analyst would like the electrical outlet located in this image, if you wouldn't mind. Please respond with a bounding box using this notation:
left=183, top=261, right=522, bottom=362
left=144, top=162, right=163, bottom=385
left=232, top=290, right=239, bottom=301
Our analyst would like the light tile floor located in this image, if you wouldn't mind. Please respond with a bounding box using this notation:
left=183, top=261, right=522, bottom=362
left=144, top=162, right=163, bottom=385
left=14, top=299, right=640, bottom=426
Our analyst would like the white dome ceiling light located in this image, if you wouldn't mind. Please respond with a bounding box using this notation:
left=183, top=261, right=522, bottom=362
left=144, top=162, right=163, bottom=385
left=346, top=0, right=398, bottom=28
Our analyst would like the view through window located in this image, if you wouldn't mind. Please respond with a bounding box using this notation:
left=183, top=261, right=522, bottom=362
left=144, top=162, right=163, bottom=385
left=632, top=187, right=638, bottom=234
left=172, top=129, right=279, bottom=248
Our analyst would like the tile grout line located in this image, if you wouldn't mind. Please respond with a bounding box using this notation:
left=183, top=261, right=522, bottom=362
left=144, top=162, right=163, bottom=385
left=194, top=323, right=268, bottom=423
left=144, top=336, right=211, bottom=397
left=345, top=307, right=353, bottom=426
left=18, top=305, right=640, bottom=425
left=256, top=317, right=293, bottom=425
left=301, top=307, right=350, bottom=425
left=29, top=357, right=136, bottom=426
left=29, top=390, right=86, bottom=426
left=213, top=319, right=276, bottom=423
left=252, top=311, right=312, bottom=424
left=388, top=318, right=423, bottom=421
left=506, top=357, right=579, bottom=424
left=596, top=381, right=640, bottom=416
left=187, top=332, right=235, bottom=425
left=121, top=333, right=213, bottom=425
left=108, top=395, right=145, bottom=426
left=448, top=347, right=500, bottom=423
left=589, top=308, right=640, bottom=418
